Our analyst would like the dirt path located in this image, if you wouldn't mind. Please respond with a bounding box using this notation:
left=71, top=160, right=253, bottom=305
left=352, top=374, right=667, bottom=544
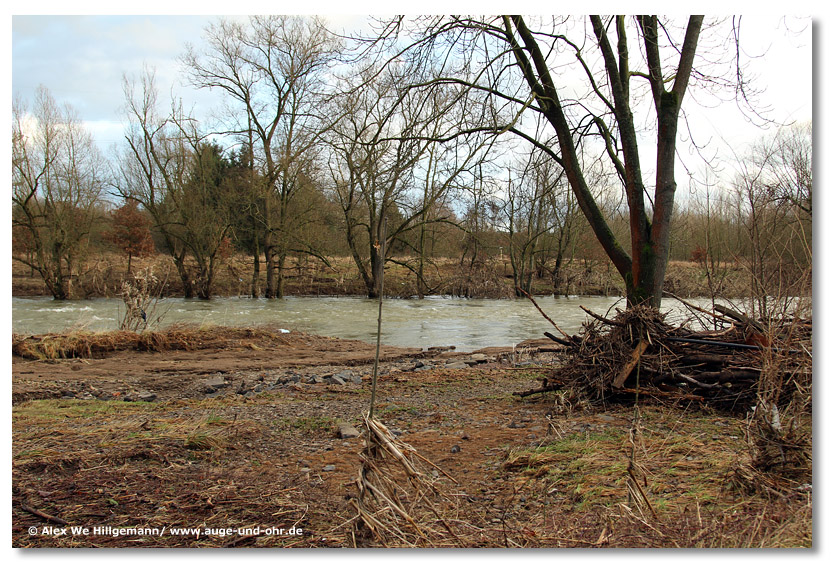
left=12, top=331, right=454, bottom=403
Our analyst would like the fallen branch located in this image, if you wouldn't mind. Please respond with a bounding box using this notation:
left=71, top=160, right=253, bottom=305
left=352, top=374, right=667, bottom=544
left=663, top=291, right=733, bottom=326
left=543, top=331, right=574, bottom=348
left=18, top=502, right=69, bottom=526
left=666, top=336, right=801, bottom=354
left=580, top=305, right=619, bottom=327
left=517, top=288, right=574, bottom=344
left=714, top=303, right=765, bottom=332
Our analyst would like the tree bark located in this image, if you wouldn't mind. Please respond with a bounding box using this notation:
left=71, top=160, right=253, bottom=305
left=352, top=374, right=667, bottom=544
left=251, top=246, right=261, bottom=299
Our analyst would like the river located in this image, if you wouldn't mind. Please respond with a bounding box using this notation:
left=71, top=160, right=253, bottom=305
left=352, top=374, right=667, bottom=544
left=12, top=295, right=720, bottom=352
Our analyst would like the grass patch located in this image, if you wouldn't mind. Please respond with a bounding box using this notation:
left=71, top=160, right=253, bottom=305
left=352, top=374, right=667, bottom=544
left=275, top=416, right=335, bottom=434
left=13, top=398, right=263, bottom=470
left=502, top=407, right=768, bottom=514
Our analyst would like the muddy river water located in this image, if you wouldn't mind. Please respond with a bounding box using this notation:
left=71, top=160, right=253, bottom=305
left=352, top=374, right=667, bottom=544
left=12, top=295, right=722, bottom=352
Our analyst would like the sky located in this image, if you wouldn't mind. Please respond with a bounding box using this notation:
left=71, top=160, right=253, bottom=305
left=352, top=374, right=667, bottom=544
left=10, top=12, right=814, bottom=160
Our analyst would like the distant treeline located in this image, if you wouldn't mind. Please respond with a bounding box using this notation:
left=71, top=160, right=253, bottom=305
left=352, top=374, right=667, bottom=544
left=13, top=17, right=811, bottom=317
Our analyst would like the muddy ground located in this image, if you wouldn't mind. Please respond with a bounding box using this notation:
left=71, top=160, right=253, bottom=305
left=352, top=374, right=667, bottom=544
left=11, top=330, right=811, bottom=548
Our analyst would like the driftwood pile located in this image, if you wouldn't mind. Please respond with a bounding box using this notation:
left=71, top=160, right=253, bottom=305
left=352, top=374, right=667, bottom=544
left=516, top=302, right=812, bottom=413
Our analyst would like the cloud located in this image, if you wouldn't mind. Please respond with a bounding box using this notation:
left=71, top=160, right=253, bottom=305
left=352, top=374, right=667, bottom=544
left=13, top=15, right=216, bottom=124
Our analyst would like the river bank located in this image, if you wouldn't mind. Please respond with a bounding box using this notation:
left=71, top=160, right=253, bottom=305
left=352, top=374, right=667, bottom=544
left=12, top=325, right=811, bottom=547
left=12, top=253, right=763, bottom=301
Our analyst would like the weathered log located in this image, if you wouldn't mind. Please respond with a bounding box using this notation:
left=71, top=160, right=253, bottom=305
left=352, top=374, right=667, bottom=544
left=613, top=339, right=650, bottom=388
left=665, top=336, right=762, bottom=351
left=679, top=354, right=733, bottom=366
left=691, top=369, right=760, bottom=382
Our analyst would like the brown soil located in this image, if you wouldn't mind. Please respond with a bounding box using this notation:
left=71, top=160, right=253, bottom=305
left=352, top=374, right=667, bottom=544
left=11, top=329, right=434, bottom=404
left=12, top=331, right=811, bottom=548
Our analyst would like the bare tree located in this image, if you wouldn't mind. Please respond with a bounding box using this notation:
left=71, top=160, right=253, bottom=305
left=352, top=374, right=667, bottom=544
left=758, top=122, right=812, bottom=220
left=360, top=15, right=734, bottom=307
left=183, top=15, right=340, bottom=298
left=12, top=86, right=105, bottom=299
left=731, top=122, right=812, bottom=319
left=499, top=154, right=559, bottom=296
left=326, top=66, right=492, bottom=298
left=504, top=146, right=580, bottom=295
left=115, top=69, right=232, bottom=299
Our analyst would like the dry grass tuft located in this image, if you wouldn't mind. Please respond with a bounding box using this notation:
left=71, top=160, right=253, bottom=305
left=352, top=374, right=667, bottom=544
left=349, top=414, right=464, bottom=547
left=12, top=324, right=295, bottom=360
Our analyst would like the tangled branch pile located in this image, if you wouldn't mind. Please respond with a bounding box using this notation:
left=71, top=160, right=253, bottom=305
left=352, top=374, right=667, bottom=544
left=516, top=304, right=812, bottom=414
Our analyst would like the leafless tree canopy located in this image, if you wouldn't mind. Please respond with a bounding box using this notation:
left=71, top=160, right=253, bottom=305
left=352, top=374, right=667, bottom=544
left=12, top=87, right=105, bottom=299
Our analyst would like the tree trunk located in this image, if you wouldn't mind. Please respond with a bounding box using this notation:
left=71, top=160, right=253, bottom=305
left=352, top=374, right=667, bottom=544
left=417, top=223, right=426, bottom=299
left=552, top=250, right=564, bottom=294
left=507, top=15, right=702, bottom=310
left=196, top=262, right=213, bottom=300
left=251, top=247, right=261, bottom=299
left=49, top=274, right=70, bottom=301
left=265, top=244, right=276, bottom=299
left=368, top=244, right=384, bottom=299
left=275, top=252, right=287, bottom=299
left=173, top=256, right=194, bottom=299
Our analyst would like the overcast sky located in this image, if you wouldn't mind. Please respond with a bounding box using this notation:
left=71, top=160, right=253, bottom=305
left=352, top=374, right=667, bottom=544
left=10, top=12, right=815, bottom=183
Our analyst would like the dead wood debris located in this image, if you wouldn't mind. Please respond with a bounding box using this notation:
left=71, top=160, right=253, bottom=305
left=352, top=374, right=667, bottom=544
left=349, top=414, right=464, bottom=547
left=515, top=303, right=812, bottom=414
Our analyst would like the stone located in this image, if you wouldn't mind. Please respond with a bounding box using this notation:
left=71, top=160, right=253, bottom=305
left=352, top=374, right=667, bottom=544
left=322, top=464, right=336, bottom=472
left=464, top=353, right=488, bottom=365
left=327, top=376, right=346, bottom=386
left=444, top=361, right=469, bottom=370
left=136, top=391, right=157, bottom=402
left=338, top=370, right=362, bottom=384
left=336, top=422, right=361, bottom=439
left=202, top=374, right=226, bottom=393
left=450, top=445, right=461, bottom=453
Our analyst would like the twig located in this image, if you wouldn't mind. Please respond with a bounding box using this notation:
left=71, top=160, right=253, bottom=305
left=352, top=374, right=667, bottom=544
left=663, top=290, right=733, bottom=326
left=580, top=305, right=619, bottom=326
left=517, top=288, right=573, bottom=343
left=19, top=502, right=69, bottom=526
